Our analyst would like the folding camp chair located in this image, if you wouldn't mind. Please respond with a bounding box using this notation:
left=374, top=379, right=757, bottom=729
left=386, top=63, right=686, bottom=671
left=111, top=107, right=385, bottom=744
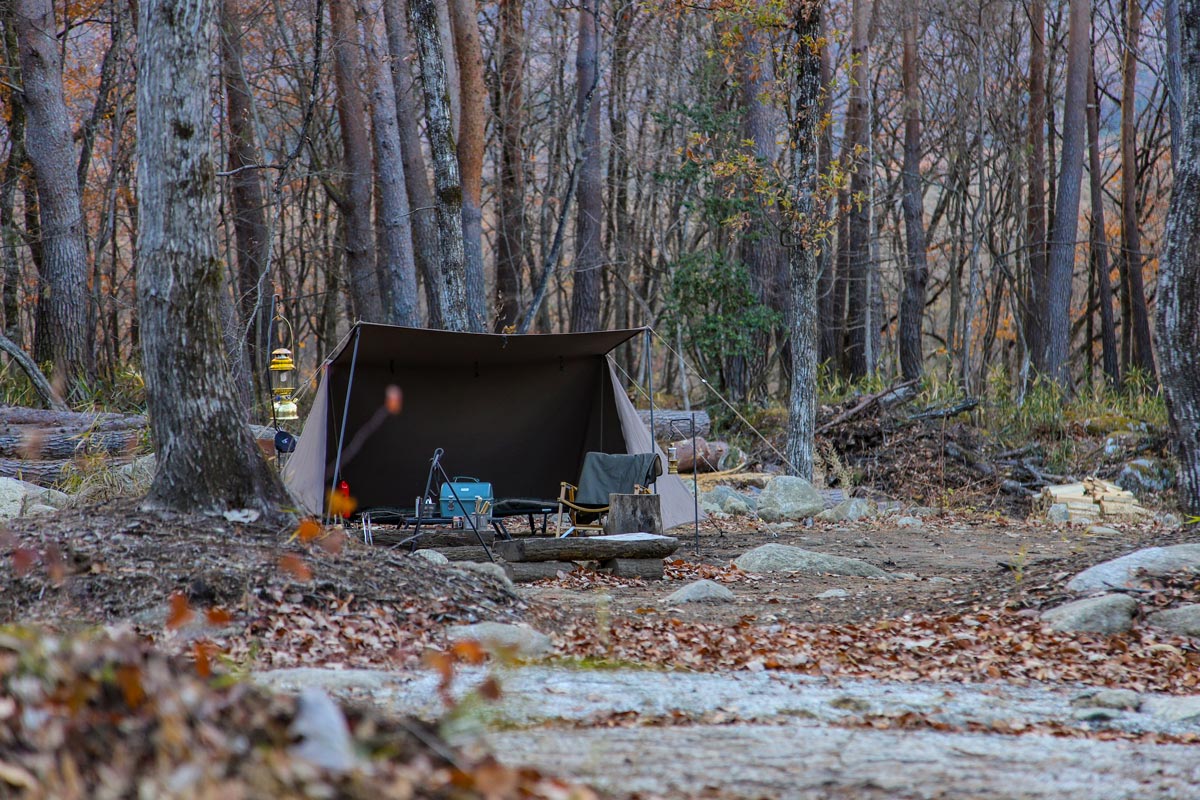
left=555, top=452, right=662, bottom=537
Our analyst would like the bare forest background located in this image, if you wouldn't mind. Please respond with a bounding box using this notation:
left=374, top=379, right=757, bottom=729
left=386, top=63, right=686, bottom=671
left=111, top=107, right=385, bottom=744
left=0, top=0, right=1188, bottom=459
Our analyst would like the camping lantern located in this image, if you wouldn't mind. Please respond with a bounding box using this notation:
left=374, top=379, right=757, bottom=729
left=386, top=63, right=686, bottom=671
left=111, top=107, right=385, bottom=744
left=667, top=445, right=679, bottom=474
left=270, top=347, right=299, bottom=421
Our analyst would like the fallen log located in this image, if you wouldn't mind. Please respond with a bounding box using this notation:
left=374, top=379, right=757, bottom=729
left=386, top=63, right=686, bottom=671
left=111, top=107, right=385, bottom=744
left=599, top=557, right=664, bottom=579
left=432, top=546, right=496, bottom=562
left=0, top=428, right=143, bottom=460
left=816, top=381, right=918, bottom=434
left=0, top=455, right=137, bottom=486
left=943, top=442, right=1034, bottom=496
left=638, top=409, right=710, bottom=441
left=671, top=437, right=728, bottom=473
left=495, top=532, right=679, bottom=563
left=0, top=406, right=146, bottom=431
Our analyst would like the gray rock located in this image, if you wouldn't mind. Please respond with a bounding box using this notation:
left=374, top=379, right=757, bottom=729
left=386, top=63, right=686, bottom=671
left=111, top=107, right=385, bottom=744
left=23, top=503, right=58, bottom=517
left=1041, top=594, right=1139, bottom=634
left=907, top=506, right=938, bottom=518
left=1066, top=545, right=1200, bottom=593
left=700, top=500, right=724, bottom=515
left=1086, top=525, right=1121, bottom=536
left=815, top=589, right=850, bottom=599
left=1157, top=513, right=1182, bottom=529
left=1143, top=695, right=1200, bottom=724
left=816, top=498, right=875, bottom=522
left=454, top=561, right=515, bottom=590
left=724, top=497, right=752, bottom=516
left=895, top=516, right=925, bottom=529
left=1072, top=707, right=1123, bottom=722
left=289, top=688, right=358, bottom=773
left=446, top=622, right=552, bottom=658
left=1046, top=503, right=1070, bottom=523
left=1145, top=604, right=1200, bottom=637
left=756, top=476, right=825, bottom=522
left=701, top=486, right=757, bottom=513
left=663, top=579, right=735, bottom=604
left=733, top=544, right=890, bottom=578
left=1071, top=689, right=1142, bottom=711
left=413, top=549, right=450, bottom=565
left=0, top=477, right=62, bottom=519
left=1115, top=458, right=1174, bottom=496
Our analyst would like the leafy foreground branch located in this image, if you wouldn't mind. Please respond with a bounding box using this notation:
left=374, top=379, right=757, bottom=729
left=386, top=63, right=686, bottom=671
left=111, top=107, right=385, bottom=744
left=0, top=628, right=594, bottom=799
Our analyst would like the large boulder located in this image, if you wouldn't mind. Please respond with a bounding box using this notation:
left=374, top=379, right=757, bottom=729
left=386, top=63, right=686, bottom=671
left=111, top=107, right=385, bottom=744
left=446, top=622, right=551, bottom=658
left=700, top=486, right=756, bottom=515
left=755, top=476, right=824, bottom=522
left=1115, top=457, right=1174, bottom=496
left=0, top=477, right=69, bottom=519
left=663, top=579, right=735, bottom=604
left=1041, top=594, right=1139, bottom=634
left=1146, top=605, right=1200, bottom=638
left=1066, top=545, right=1200, bottom=593
left=816, top=498, right=875, bottom=522
left=733, top=544, right=890, bottom=578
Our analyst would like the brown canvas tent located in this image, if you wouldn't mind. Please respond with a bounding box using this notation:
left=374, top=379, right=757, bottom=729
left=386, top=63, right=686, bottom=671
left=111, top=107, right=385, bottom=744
left=282, top=323, right=700, bottom=530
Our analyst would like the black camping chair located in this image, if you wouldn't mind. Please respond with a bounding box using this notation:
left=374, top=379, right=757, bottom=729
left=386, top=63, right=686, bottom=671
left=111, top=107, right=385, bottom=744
left=554, top=451, right=661, bottom=537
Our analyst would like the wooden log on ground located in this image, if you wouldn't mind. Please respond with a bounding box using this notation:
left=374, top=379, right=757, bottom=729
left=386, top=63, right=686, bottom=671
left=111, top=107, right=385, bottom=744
left=433, top=545, right=497, bottom=562
left=599, top=557, right=664, bottom=579
left=495, top=533, right=679, bottom=563
left=0, top=407, right=147, bottom=431
left=638, top=409, right=710, bottom=441
left=0, top=455, right=136, bottom=486
left=508, top=561, right=578, bottom=582
left=604, top=493, right=663, bottom=536
left=672, top=437, right=729, bottom=473
left=0, top=428, right=143, bottom=459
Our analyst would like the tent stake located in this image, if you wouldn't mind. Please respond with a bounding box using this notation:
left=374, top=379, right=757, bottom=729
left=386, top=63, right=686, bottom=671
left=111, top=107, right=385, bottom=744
left=328, top=324, right=362, bottom=524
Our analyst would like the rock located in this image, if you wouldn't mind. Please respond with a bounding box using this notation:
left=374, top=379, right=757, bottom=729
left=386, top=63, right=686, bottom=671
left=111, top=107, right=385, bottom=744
left=1145, top=605, right=1200, bottom=637
left=815, top=589, right=849, bottom=599
left=413, top=549, right=449, bottom=565
left=1115, top=457, right=1174, bottom=496
left=816, top=498, right=875, bottom=522
left=1086, top=525, right=1121, bottom=536
left=446, top=622, right=552, bottom=658
left=895, top=516, right=924, bottom=529
left=1040, top=594, right=1139, bottom=634
left=700, top=500, right=724, bottom=516
left=1071, top=689, right=1142, bottom=711
left=0, top=477, right=62, bottom=519
left=733, top=544, right=890, bottom=578
left=723, top=497, right=752, bottom=516
left=1142, top=695, right=1200, bottom=724
left=289, top=688, right=358, bottom=773
left=23, top=504, right=58, bottom=517
left=755, top=476, right=825, bottom=522
left=907, top=506, right=937, bottom=518
left=1157, top=513, right=1182, bottom=529
left=1046, top=503, right=1070, bottom=523
left=700, top=486, right=756, bottom=514
left=1072, top=707, right=1123, bottom=722
left=454, top=561, right=515, bottom=591
left=1066, top=545, right=1200, bottom=593
left=663, top=579, right=735, bottom=604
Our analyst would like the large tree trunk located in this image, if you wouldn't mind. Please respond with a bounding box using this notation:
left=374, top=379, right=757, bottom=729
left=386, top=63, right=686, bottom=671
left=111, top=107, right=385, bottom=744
left=898, top=0, right=927, bottom=382
left=0, top=9, right=25, bottom=346
left=1159, top=0, right=1200, bottom=514
left=1119, top=0, right=1156, bottom=378
left=1166, top=0, right=1184, bottom=165
left=1039, top=0, right=1090, bottom=386
left=219, top=0, right=269, bottom=408
left=14, top=0, right=92, bottom=395
left=447, top=0, right=487, bottom=331
left=364, top=3, right=419, bottom=327
left=382, top=0, right=443, bottom=328
left=841, top=0, right=874, bottom=379
left=136, top=0, right=286, bottom=516
left=1024, top=0, right=1048, bottom=375
left=1087, top=51, right=1120, bottom=386
left=785, top=1, right=823, bottom=482
left=569, top=0, right=602, bottom=333
left=408, top=0, right=471, bottom=331
left=493, top=0, right=526, bottom=332
left=815, top=7, right=838, bottom=368
left=329, top=0, right=382, bottom=322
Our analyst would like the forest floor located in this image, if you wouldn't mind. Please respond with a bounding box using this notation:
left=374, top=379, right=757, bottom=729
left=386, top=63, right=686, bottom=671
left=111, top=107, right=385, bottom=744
left=2, top=496, right=1198, bottom=798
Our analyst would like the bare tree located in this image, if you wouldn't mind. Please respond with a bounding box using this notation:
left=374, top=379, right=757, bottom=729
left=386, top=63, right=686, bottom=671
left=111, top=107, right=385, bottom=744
left=494, top=0, right=526, bottom=331
left=13, top=0, right=92, bottom=394
left=569, top=0, right=602, bottom=333
left=1086, top=50, right=1119, bottom=386
left=1024, top=0, right=1048, bottom=372
left=898, top=0, right=927, bottom=381
left=1159, top=0, right=1200, bottom=513
left=137, top=0, right=285, bottom=515
left=841, top=0, right=874, bottom=379
left=408, top=0, right=470, bottom=330
left=1040, top=0, right=1089, bottom=386
left=447, top=0, right=487, bottom=331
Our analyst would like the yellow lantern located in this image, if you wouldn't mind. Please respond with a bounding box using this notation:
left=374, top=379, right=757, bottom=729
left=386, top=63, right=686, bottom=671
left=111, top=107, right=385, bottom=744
left=270, top=347, right=298, bottom=421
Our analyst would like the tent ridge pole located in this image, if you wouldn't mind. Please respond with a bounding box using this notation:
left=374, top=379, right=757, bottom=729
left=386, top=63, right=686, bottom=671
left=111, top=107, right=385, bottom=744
left=328, top=324, right=362, bottom=523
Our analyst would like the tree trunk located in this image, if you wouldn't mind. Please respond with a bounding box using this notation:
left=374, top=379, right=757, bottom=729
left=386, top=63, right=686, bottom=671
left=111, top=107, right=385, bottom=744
left=842, top=0, right=873, bottom=379
left=1087, top=51, right=1120, bottom=386
left=816, top=7, right=838, bottom=368
left=1119, top=0, right=1156, bottom=378
left=493, top=0, right=526, bottom=332
left=785, top=0, right=823, bottom=482
left=219, top=0, right=269, bottom=407
left=898, top=0, right=927, bottom=382
left=1166, top=0, right=1184, bottom=165
left=1040, top=0, right=1089, bottom=386
left=1024, top=0, right=1048, bottom=373
left=14, top=0, right=92, bottom=395
left=447, top=0, right=487, bottom=331
left=1158, top=0, right=1200, bottom=514
left=382, top=0, right=443, bottom=327
left=136, top=0, right=286, bottom=516
left=329, top=0, right=382, bottom=322
left=569, top=0, right=602, bottom=333
left=408, top=0, right=471, bottom=331
left=0, top=9, right=25, bottom=346
left=364, top=2, right=419, bottom=327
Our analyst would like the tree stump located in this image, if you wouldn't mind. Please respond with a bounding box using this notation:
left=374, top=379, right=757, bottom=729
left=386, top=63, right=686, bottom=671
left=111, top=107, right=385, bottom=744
left=604, top=493, right=663, bottom=536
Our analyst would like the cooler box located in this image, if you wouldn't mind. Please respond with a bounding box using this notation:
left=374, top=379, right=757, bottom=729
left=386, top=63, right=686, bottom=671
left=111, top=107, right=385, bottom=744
left=439, top=477, right=494, bottom=518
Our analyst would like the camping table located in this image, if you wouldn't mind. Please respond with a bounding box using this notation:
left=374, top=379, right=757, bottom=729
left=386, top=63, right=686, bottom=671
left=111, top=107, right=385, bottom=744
left=489, top=499, right=558, bottom=537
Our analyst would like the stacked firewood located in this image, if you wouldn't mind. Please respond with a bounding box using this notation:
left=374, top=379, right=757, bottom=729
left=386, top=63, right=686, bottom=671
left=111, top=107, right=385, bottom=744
left=1038, top=478, right=1149, bottom=522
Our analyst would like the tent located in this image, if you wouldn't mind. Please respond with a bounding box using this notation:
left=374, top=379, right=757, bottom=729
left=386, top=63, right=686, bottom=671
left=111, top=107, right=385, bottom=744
left=282, top=323, right=700, bottom=530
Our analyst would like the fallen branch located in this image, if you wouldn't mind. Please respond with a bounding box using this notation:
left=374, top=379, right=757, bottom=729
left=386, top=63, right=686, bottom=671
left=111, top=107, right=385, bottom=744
left=0, top=334, right=68, bottom=412
left=908, top=398, right=979, bottom=421
left=943, top=441, right=1035, bottom=496
left=816, top=380, right=918, bottom=434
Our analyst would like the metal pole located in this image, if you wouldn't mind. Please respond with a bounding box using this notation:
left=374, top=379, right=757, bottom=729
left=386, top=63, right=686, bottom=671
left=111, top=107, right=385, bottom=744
left=692, top=411, right=700, bottom=555
left=645, top=328, right=656, bottom=493
left=328, top=324, right=362, bottom=523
